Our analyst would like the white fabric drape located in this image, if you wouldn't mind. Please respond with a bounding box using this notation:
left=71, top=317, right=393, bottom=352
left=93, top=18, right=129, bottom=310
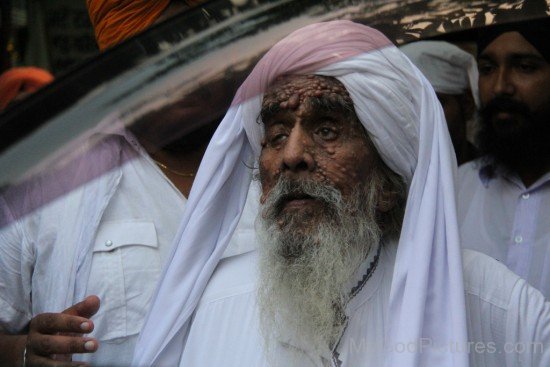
left=400, top=40, right=480, bottom=107
left=133, top=20, right=468, bottom=367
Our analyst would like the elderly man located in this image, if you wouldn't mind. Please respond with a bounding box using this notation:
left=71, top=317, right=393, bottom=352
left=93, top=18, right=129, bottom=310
left=401, top=41, right=479, bottom=164
left=458, top=18, right=550, bottom=298
left=134, top=21, right=549, bottom=367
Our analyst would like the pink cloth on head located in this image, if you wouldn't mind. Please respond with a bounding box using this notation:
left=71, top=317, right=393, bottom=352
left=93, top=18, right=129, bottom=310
left=232, top=21, right=392, bottom=105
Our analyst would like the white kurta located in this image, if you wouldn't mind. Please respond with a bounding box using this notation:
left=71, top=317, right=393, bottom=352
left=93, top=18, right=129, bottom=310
left=181, top=243, right=550, bottom=367
left=458, top=160, right=550, bottom=298
left=0, top=132, right=183, bottom=366
left=0, top=130, right=259, bottom=366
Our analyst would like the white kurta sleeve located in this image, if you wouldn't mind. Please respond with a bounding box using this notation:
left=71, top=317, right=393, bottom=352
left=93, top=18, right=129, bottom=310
left=505, top=278, right=550, bottom=367
left=0, top=194, right=33, bottom=333
left=463, top=249, right=550, bottom=367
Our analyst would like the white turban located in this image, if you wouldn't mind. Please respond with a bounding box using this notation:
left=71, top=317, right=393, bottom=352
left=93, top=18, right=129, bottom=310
left=133, top=21, right=468, bottom=367
left=400, top=40, right=480, bottom=107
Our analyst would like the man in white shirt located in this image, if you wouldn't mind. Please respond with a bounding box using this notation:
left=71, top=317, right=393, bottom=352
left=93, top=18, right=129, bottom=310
left=0, top=2, right=200, bottom=364
left=0, top=106, right=258, bottom=365
left=458, top=18, right=550, bottom=298
left=133, top=21, right=550, bottom=367
left=0, top=2, right=261, bottom=363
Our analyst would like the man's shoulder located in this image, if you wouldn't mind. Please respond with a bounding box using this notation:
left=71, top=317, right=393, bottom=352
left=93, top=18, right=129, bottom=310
left=458, top=159, right=483, bottom=181
left=1, top=135, right=126, bottom=227
left=458, top=159, right=480, bottom=172
left=462, top=249, right=521, bottom=310
left=457, top=157, right=502, bottom=193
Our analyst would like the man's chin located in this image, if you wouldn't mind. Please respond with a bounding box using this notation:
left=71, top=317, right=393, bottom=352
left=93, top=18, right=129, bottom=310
left=491, top=114, right=525, bottom=135
left=278, top=202, right=331, bottom=228
left=282, top=198, right=319, bottom=211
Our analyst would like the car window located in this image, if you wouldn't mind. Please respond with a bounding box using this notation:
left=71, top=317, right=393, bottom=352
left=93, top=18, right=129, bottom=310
left=0, top=0, right=546, bottom=215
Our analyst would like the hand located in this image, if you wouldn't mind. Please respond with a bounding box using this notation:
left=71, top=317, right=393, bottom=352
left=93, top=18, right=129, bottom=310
left=24, top=296, right=100, bottom=366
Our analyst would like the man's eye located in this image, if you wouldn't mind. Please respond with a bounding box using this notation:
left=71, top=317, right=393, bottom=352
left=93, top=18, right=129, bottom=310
left=269, top=133, right=287, bottom=145
left=478, top=63, right=494, bottom=76
left=516, top=62, right=538, bottom=73
left=316, top=127, right=338, bottom=140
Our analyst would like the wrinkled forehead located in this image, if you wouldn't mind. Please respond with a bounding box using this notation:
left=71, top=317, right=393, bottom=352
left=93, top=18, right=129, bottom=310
left=261, top=74, right=355, bottom=115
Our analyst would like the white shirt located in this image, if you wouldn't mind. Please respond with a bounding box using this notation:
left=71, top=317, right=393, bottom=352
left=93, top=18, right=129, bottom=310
left=80, top=133, right=186, bottom=366
left=458, top=160, right=550, bottom=298
left=0, top=132, right=184, bottom=366
left=180, top=244, right=550, bottom=367
left=0, top=131, right=258, bottom=366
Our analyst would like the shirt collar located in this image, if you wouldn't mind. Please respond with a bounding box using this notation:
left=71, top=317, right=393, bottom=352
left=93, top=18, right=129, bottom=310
left=347, top=243, right=381, bottom=297
left=478, top=162, right=550, bottom=191
left=478, top=163, right=495, bottom=187
left=345, top=241, right=385, bottom=314
left=531, top=171, right=550, bottom=190
left=91, top=117, right=149, bottom=158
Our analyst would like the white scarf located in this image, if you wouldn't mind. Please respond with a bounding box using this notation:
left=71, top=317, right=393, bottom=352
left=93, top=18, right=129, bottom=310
left=133, top=20, right=468, bottom=367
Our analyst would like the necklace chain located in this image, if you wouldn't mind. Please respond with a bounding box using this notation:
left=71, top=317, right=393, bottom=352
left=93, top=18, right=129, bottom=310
left=153, top=159, right=195, bottom=177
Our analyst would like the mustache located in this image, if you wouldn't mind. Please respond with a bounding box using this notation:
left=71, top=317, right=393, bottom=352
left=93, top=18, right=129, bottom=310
left=481, top=96, right=532, bottom=120
left=263, top=177, right=342, bottom=218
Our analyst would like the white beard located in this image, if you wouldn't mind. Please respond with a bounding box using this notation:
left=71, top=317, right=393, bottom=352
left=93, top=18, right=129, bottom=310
left=257, top=177, right=382, bottom=365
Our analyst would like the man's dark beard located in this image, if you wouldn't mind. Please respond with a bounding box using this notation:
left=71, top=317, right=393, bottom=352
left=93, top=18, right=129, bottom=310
left=478, top=96, right=550, bottom=172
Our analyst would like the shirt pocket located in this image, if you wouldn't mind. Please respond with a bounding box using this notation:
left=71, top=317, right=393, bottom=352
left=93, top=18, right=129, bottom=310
left=88, top=221, right=161, bottom=341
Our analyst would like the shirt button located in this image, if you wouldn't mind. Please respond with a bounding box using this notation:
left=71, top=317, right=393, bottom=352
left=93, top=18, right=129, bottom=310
left=105, top=240, right=113, bottom=247
left=514, top=236, right=523, bottom=244
left=522, top=193, right=530, bottom=200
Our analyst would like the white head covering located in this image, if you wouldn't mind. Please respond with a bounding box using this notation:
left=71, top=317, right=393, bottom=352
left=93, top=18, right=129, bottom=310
left=400, top=40, right=480, bottom=107
left=133, top=21, right=468, bottom=367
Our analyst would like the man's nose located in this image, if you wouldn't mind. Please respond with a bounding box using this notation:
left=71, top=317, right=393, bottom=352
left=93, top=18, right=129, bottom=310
left=493, top=68, right=515, bottom=97
left=281, top=126, right=315, bottom=172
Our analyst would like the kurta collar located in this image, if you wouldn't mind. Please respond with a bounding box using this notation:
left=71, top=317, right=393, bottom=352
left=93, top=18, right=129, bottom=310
left=345, top=241, right=384, bottom=314
left=479, top=162, right=550, bottom=191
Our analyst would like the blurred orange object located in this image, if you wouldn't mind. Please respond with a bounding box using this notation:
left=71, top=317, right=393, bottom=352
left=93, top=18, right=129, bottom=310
left=86, top=0, right=171, bottom=51
left=0, top=67, right=54, bottom=110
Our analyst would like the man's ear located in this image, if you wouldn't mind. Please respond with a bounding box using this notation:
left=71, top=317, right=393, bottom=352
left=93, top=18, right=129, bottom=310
left=460, top=92, right=476, bottom=121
